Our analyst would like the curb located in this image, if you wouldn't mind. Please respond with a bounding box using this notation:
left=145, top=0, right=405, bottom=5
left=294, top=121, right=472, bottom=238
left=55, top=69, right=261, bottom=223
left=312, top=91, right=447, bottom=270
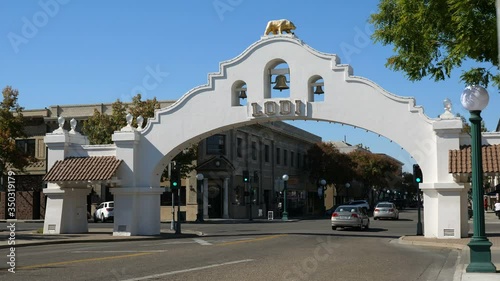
left=397, top=236, right=500, bottom=250
left=396, top=236, right=467, bottom=250
left=0, top=230, right=205, bottom=249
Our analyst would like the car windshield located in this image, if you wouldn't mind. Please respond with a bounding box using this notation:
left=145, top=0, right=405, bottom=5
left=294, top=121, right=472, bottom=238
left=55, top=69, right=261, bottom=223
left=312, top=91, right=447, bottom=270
left=336, top=206, right=357, bottom=212
left=377, top=203, right=392, bottom=208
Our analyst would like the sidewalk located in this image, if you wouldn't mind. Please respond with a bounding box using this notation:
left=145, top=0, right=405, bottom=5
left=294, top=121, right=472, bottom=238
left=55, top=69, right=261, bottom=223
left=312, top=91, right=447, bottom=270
left=399, top=211, right=500, bottom=280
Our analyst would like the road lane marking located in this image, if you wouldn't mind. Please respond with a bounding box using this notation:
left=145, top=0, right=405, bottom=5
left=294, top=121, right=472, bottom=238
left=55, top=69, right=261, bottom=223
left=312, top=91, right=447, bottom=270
left=193, top=238, right=212, bottom=245
left=18, top=252, right=153, bottom=270
left=72, top=250, right=167, bottom=253
left=216, top=234, right=287, bottom=246
left=120, top=259, right=254, bottom=281
left=140, top=241, right=196, bottom=246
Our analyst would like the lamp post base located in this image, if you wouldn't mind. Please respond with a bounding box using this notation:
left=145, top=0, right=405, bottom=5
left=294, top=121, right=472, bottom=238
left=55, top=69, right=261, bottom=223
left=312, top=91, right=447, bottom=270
left=282, top=212, right=288, bottom=221
left=416, top=222, right=423, bottom=236
left=466, top=238, right=497, bottom=273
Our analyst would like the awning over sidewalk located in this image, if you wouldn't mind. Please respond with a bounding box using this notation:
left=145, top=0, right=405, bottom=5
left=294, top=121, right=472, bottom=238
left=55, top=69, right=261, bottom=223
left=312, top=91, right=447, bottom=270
left=449, top=144, right=500, bottom=174
left=43, top=156, right=122, bottom=182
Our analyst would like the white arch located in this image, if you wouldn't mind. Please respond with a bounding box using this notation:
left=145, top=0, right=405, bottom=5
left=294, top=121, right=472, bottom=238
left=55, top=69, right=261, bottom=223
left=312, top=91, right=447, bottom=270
left=45, top=34, right=468, bottom=238
left=136, top=35, right=440, bottom=189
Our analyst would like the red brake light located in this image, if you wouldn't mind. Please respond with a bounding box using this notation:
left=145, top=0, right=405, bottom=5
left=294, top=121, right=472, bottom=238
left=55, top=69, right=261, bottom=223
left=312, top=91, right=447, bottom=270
left=389, top=208, right=394, bottom=212
left=374, top=208, right=380, bottom=212
left=351, top=213, right=358, bottom=218
left=106, top=208, right=113, bottom=211
left=332, top=212, right=339, bottom=217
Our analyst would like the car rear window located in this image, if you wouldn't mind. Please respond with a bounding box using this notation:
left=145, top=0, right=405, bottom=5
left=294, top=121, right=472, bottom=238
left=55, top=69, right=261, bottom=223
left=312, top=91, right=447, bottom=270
left=109, top=202, right=114, bottom=208
left=336, top=206, right=357, bottom=212
left=377, top=203, right=392, bottom=208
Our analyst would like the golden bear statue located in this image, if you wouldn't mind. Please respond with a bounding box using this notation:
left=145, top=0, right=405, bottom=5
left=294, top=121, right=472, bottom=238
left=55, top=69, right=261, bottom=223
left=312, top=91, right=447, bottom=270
left=264, top=19, right=296, bottom=35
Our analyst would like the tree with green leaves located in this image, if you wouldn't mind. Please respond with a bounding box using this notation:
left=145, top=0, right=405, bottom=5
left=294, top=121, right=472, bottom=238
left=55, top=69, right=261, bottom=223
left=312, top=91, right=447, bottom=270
left=306, top=142, right=356, bottom=189
left=0, top=86, right=31, bottom=174
left=370, top=0, right=499, bottom=88
left=348, top=150, right=401, bottom=199
left=82, top=94, right=159, bottom=144
left=82, top=100, right=127, bottom=145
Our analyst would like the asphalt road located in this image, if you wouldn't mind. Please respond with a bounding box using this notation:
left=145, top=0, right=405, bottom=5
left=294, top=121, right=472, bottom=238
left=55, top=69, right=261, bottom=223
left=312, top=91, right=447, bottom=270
left=0, top=210, right=472, bottom=281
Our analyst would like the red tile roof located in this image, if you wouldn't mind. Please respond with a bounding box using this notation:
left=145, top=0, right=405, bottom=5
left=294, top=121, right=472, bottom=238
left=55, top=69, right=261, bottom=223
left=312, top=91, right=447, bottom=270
left=43, top=156, right=122, bottom=182
left=449, top=144, right=500, bottom=173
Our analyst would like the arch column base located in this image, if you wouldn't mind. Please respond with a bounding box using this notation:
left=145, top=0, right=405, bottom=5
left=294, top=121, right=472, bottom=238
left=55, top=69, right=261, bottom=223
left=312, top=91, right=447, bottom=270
left=420, top=183, right=469, bottom=238
left=111, top=187, right=164, bottom=236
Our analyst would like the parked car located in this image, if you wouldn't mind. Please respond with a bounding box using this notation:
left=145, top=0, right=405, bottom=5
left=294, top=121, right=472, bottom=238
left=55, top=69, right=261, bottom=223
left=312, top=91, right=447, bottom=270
left=331, top=205, right=370, bottom=230
left=373, top=202, right=399, bottom=220
left=94, top=201, right=114, bottom=222
left=348, top=200, right=370, bottom=211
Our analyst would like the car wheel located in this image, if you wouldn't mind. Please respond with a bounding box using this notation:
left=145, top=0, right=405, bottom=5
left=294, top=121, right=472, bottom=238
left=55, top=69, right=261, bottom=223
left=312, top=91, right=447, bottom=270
left=374, top=217, right=378, bottom=220
left=101, top=214, right=105, bottom=223
left=332, top=226, right=337, bottom=230
left=93, top=214, right=97, bottom=223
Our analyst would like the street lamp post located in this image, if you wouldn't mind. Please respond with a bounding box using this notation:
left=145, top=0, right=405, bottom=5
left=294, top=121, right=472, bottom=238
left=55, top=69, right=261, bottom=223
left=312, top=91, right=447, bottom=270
left=319, top=179, right=327, bottom=213
left=461, top=85, right=496, bottom=273
left=345, top=183, right=351, bottom=203
left=282, top=174, right=289, bottom=221
left=196, top=173, right=204, bottom=222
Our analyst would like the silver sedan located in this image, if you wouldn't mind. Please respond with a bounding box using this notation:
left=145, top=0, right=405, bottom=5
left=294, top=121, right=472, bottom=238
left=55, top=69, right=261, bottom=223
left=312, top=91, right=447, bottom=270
left=331, top=205, right=370, bottom=230
left=373, top=202, right=399, bottom=220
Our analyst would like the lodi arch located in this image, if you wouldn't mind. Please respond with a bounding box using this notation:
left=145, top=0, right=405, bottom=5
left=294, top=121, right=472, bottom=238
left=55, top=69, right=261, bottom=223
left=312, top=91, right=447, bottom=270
left=43, top=32, right=471, bottom=238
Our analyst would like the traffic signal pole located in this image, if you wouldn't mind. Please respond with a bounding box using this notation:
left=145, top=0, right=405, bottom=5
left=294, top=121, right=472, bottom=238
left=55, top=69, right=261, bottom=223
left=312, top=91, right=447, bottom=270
left=416, top=186, right=423, bottom=236
left=413, top=164, right=423, bottom=236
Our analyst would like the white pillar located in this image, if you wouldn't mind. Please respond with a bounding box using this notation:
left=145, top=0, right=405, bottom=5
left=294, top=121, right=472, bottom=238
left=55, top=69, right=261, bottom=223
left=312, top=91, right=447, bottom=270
left=223, top=177, right=229, bottom=219
left=43, top=186, right=90, bottom=234
left=111, top=187, right=164, bottom=236
left=111, top=126, right=163, bottom=236
left=420, top=118, right=467, bottom=238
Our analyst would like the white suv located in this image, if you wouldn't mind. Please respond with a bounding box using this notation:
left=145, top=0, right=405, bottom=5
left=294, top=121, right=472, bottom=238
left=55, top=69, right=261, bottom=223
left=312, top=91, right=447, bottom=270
left=94, top=201, right=114, bottom=222
left=348, top=200, right=370, bottom=211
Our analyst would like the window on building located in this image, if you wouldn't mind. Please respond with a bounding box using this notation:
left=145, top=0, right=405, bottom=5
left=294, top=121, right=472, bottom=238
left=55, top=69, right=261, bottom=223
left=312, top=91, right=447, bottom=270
left=16, top=139, right=36, bottom=157
left=291, top=151, right=294, bottom=167
left=251, top=141, right=257, bottom=160
left=276, top=148, right=281, bottom=165
left=207, top=135, right=226, bottom=155
left=284, top=149, right=288, bottom=166
left=264, top=145, right=270, bottom=162
left=303, top=154, right=308, bottom=169
left=297, top=152, right=301, bottom=168
left=237, top=137, right=243, bottom=158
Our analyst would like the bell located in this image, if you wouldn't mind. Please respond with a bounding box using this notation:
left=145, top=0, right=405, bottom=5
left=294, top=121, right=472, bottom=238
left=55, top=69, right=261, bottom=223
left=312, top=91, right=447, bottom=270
left=273, top=75, right=289, bottom=91
left=238, top=89, right=247, bottom=99
left=314, top=85, right=324, bottom=95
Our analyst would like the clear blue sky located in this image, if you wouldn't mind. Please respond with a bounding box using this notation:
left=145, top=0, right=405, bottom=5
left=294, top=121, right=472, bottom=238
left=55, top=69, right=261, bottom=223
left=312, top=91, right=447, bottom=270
left=1, top=1, right=499, bottom=172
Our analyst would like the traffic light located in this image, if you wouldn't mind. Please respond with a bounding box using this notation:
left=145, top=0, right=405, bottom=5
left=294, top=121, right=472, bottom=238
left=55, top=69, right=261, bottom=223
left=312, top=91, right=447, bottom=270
left=170, top=162, right=180, bottom=189
left=243, top=170, right=249, bottom=183
left=413, top=164, right=423, bottom=184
